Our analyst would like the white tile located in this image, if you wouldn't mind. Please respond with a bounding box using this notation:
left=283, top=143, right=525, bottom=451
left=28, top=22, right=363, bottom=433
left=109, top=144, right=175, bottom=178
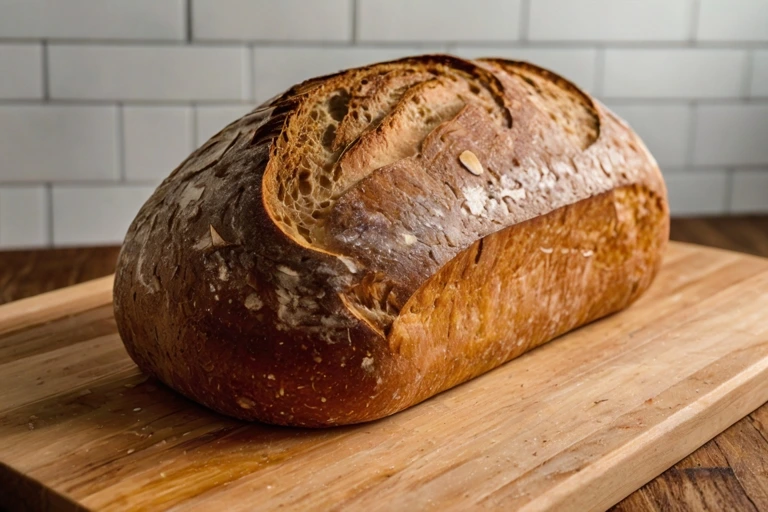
left=0, top=0, right=185, bottom=40
left=49, top=45, right=249, bottom=101
left=193, top=0, right=351, bottom=42
left=0, top=105, right=118, bottom=182
left=603, top=49, right=746, bottom=99
left=454, top=47, right=597, bottom=92
left=697, top=0, right=768, bottom=41
left=751, top=51, right=768, bottom=97
left=604, top=103, right=691, bottom=168
left=693, top=104, right=768, bottom=166
left=124, top=106, right=193, bottom=182
left=52, top=185, right=155, bottom=246
left=195, top=105, right=253, bottom=146
left=664, top=171, right=728, bottom=216
left=0, top=186, right=48, bottom=248
left=252, top=47, right=433, bottom=102
left=529, top=0, right=691, bottom=41
left=730, top=170, right=768, bottom=213
left=0, top=44, right=43, bottom=99
left=357, top=0, right=521, bottom=42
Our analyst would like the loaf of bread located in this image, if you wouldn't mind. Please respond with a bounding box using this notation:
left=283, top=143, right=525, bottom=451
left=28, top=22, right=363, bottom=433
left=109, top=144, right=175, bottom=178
left=114, top=55, right=669, bottom=427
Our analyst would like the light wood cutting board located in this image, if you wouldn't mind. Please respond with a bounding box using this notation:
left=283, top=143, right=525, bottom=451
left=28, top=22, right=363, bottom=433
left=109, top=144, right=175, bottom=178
left=1, top=242, right=768, bottom=512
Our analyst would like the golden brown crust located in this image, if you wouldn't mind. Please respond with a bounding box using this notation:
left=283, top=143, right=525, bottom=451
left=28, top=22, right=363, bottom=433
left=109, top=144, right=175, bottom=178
left=113, top=54, right=669, bottom=427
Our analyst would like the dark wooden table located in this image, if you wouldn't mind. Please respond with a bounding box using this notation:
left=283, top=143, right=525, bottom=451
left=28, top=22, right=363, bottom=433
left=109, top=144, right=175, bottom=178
left=1, top=216, right=767, bottom=511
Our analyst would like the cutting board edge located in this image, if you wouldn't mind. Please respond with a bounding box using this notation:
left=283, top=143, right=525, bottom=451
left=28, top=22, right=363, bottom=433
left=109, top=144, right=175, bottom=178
left=521, top=350, right=768, bottom=512
left=2, top=241, right=768, bottom=510
left=0, top=460, right=88, bottom=512
left=0, top=275, right=114, bottom=336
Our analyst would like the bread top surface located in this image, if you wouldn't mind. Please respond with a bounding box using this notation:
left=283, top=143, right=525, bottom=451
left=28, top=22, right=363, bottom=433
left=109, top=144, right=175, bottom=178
left=255, top=54, right=663, bottom=337
left=113, top=54, right=667, bottom=425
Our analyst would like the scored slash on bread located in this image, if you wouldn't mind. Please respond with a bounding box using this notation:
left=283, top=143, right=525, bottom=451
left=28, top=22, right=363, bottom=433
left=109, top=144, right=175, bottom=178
left=114, top=54, right=669, bottom=427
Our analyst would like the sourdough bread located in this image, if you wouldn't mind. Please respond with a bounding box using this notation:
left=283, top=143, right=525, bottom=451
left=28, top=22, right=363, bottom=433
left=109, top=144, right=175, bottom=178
left=113, top=55, right=669, bottom=427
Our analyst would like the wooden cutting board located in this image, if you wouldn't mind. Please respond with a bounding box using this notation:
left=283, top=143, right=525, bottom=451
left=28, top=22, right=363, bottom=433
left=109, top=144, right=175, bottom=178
left=1, top=241, right=768, bottom=512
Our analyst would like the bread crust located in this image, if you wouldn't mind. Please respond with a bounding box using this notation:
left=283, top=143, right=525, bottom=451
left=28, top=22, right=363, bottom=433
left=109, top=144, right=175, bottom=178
left=113, top=55, right=669, bottom=427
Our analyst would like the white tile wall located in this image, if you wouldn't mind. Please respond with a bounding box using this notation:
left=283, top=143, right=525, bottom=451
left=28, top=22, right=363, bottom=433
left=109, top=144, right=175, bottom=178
left=252, top=47, right=433, bottom=102
left=697, top=0, right=768, bottom=41
left=0, top=105, right=118, bottom=182
left=0, top=0, right=185, bottom=41
left=0, top=186, right=48, bottom=248
left=730, top=170, right=768, bottom=214
left=693, top=104, right=768, bottom=166
left=49, top=45, right=250, bottom=101
left=606, top=104, right=691, bottom=168
left=193, top=0, right=352, bottom=42
left=357, top=0, right=521, bottom=42
left=454, top=47, right=597, bottom=92
left=0, top=3, right=766, bottom=247
left=751, top=51, right=768, bottom=97
left=0, top=44, right=43, bottom=99
left=52, top=185, right=155, bottom=246
left=195, top=105, right=253, bottom=146
left=528, top=0, right=692, bottom=41
left=603, top=50, right=747, bottom=99
left=124, top=106, right=193, bottom=182
left=665, top=171, right=729, bottom=216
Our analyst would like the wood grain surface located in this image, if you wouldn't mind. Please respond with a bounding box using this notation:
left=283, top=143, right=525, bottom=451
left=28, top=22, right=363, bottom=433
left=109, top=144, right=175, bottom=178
left=0, top=246, right=119, bottom=305
left=2, top=242, right=768, bottom=511
left=0, top=217, right=767, bottom=511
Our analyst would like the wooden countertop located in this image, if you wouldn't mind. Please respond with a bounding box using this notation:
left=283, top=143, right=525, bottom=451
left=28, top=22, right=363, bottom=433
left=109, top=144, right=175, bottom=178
left=1, top=216, right=767, bottom=512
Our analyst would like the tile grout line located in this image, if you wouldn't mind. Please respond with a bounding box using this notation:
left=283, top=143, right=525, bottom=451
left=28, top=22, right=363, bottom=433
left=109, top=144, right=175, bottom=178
left=191, top=101, right=198, bottom=149
left=3, top=37, right=768, bottom=49
left=742, top=49, right=755, bottom=98
left=0, top=98, right=262, bottom=107
left=186, top=0, right=193, bottom=42
left=248, top=44, right=256, bottom=102
left=116, top=103, right=126, bottom=181
left=653, top=166, right=753, bottom=173
left=519, top=0, right=531, bottom=41
left=684, top=101, right=698, bottom=169
left=725, top=168, right=735, bottom=213
left=41, top=40, right=49, bottom=100
left=593, top=46, right=606, bottom=97
left=688, top=0, right=701, bottom=43
left=0, top=179, right=162, bottom=187
left=45, top=183, right=54, bottom=246
left=351, top=0, right=358, bottom=43
left=586, top=97, right=767, bottom=105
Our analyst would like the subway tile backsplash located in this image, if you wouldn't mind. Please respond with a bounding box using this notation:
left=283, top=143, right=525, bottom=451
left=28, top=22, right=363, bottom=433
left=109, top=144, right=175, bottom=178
left=528, top=0, right=693, bottom=42
left=602, top=49, right=747, bottom=99
left=193, top=0, right=353, bottom=42
left=0, top=44, right=44, bottom=99
left=693, top=104, right=768, bottom=167
left=48, top=45, right=251, bottom=101
left=357, top=0, right=522, bottom=42
left=0, top=0, right=186, bottom=41
left=123, top=106, right=194, bottom=182
left=0, top=105, right=119, bottom=183
left=604, top=103, right=692, bottom=169
left=0, top=2, right=766, bottom=247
